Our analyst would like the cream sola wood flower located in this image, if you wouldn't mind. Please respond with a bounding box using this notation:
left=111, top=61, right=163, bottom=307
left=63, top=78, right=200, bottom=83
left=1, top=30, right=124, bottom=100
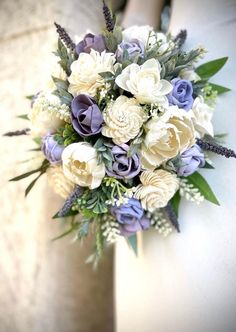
left=134, top=170, right=179, bottom=212
left=190, top=96, right=214, bottom=137
left=62, top=142, right=105, bottom=189
left=68, top=49, right=116, bottom=97
left=102, top=95, right=147, bottom=145
left=115, top=58, right=173, bottom=105
left=47, top=165, right=75, bottom=199
left=140, top=106, right=195, bottom=170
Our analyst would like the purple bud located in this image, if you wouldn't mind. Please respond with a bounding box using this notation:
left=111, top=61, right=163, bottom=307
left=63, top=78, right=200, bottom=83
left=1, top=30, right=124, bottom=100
left=167, top=78, right=194, bottom=111
left=116, top=39, right=145, bottom=63
left=106, top=144, right=141, bottom=179
left=42, top=134, right=64, bottom=164
left=177, top=144, right=205, bottom=177
left=110, top=198, right=150, bottom=237
left=76, top=33, right=106, bottom=56
left=71, top=94, right=103, bottom=137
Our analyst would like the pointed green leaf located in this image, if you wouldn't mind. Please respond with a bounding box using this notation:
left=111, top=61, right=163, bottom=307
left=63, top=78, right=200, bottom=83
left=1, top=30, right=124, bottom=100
left=196, top=57, right=228, bottom=80
left=126, top=234, right=138, bottom=256
left=170, top=191, right=181, bottom=217
left=203, top=161, right=215, bottom=169
left=17, top=114, right=29, bottom=120
left=9, top=169, right=41, bottom=181
left=187, top=172, right=220, bottom=205
left=25, top=172, right=43, bottom=197
left=52, top=209, right=78, bottom=219
left=208, top=83, right=230, bottom=94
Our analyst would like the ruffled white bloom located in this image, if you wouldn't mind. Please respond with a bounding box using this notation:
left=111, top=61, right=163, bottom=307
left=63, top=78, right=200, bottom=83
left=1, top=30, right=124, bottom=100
left=134, top=170, right=179, bottom=211
left=62, top=142, right=105, bottom=189
left=115, top=59, right=172, bottom=105
left=28, top=92, right=65, bottom=137
left=47, top=165, right=75, bottom=199
left=122, top=25, right=153, bottom=45
left=190, top=96, right=214, bottom=137
left=141, top=106, right=195, bottom=169
left=102, top=96, right=146, bottom=145
left=68, top=50, right=116, bottom=97
left=46, top=60, right=67, bottom=91
left=179, top=68, right=201, bottom=82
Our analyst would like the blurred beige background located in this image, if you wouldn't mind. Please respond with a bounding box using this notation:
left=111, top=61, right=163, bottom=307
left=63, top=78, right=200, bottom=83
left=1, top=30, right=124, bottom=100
left=0, top=1, right=116, bottom=331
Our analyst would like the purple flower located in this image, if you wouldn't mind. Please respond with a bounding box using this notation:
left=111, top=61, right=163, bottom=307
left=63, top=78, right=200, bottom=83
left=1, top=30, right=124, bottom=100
left=167, top=78, right=194, bottom=111
left=42, top=134, right=64, bottom=164
left=106, top=144, right=141, bottom=179
left=71, top=94, right=103, bottom=137
left=76, top=33, right=106, bottom=56
left=177, top=144, right=205, bottom=177
left=116, top=39, right=145, bottom=62
left=110, top=198, right=150, bottom=237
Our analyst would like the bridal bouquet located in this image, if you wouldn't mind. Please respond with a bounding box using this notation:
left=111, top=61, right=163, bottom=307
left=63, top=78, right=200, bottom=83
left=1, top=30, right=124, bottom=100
left=8, top=2, right=235, bottom=262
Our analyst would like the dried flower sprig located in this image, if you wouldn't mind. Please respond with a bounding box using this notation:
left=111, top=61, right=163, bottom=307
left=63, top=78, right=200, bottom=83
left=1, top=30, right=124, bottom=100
left=54, top=22, right=76, bottom=51
left=4, top=128, right=30, bottom=137
left=57, top=185, right=84, bottom=218
left=174, top=29, right=187, bottom=48
left=197, top=138, right=236, bottom=159
left=102, top=0, right=115, bottom=32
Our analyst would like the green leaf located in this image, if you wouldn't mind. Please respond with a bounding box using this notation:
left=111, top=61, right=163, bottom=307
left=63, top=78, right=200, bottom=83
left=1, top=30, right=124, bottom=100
left=52, top=226, right=75, bottom=241
left=170, top=191, right=181, bottom=217
left=9, top=169, right=41, bottom=181
left=208, top=83, right=230, bottom=94
left=25, top=172, right=43, bottom=197
left=17, top=114, right=29, bottom=120
left=187, top=172, right=220, bottom=205
left=126, top=234, right=138, bottom=256
left=52, top=209, right=78, bottom=219
left=203, top=161, right=215, bottom=169
left=196, top=57, right=228, bottom=80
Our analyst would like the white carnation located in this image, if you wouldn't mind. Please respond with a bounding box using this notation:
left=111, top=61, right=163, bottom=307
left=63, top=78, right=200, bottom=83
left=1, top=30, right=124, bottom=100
left=47, top=165, right=75, bottom=199
left=102, top=96, right=146, bottom=145
left=140, top=106, right=195, bottom=169
left=68, top=50, right=116, bottom=97
left=115, top=59, right=172, bottom=105
left=134, top=170, right=179, bottom=211
left=190, top=96, right=214, bottom=137
left=28, top=92, right=65, bottom=137
left=62, top=142, right=105, bottom=189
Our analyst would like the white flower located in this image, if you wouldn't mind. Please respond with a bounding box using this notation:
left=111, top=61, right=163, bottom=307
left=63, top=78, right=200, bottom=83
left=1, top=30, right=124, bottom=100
left=62, top=142, right=105, bottom=189
left=140, top=106, right=195, bottom=169
left=68, top=50, right=115, bottom=97
left=28, top=92, right=64, bottom=137
left=134, top=170, right=179, bottom=211
left=122, top=25, right=153, bottom=45
left=47, top=165, right=75, bottom=199
left=102, top=96, right=146, bottom=145
left=179, top=68, right=201, bottom=82
left=115, top=59, right=172, bottom=105
left=190, top=96, right=214, bottom=137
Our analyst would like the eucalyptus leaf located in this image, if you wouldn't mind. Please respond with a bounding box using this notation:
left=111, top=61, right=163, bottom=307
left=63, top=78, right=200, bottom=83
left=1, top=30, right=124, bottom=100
left=208, top=83, right=230, bottom=94
left=126, top=234, right=138, bottom=256
left=187, top=172, right=220, bottom=205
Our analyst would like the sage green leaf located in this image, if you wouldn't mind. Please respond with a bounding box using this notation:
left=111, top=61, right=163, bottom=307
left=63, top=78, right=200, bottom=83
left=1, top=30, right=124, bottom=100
left=25, top=172, right=43, bottom=197
left=196, top=57, right=228, bottom=80
left=170, top=191, right=181, bottom=217
left=127, top=234, right=138, bottom=256
left=203, top=162, right=215, bottom=169
left=187, top=172, right=220, bottom=205
left=52, top=209, right=78, bottom=219
left=208, top=83, right=230, bottom=94
left=17, top=114, right=29, bottom=120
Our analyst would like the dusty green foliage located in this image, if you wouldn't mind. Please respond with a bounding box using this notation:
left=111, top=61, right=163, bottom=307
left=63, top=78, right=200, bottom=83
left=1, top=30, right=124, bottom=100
left=54, top=124, right=82, bottom=146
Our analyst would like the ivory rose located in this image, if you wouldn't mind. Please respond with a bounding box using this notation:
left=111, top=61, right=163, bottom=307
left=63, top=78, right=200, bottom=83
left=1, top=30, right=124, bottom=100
left=102, top=96, right=146, bottom=145
left=190, top=96, right=214, bottom=137
left=68, top=50, right=115, bottom=97
left=141, top=106, right=195, bottom=169
left=62, top=142, right=105, bottom=189
left=115, top=58, right=172, bottom=105
left=134, top=170, right=179, bottom=211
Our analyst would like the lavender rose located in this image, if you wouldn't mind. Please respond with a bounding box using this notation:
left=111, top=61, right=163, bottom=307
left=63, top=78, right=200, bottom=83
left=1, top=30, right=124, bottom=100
left=168, top=78, right=194, bottom=111
left=177, top=144, right=205, bottom=177
left=106, top=144, right=141, bottom=179
left=116, top=39, right=145, bottom=62
left=110, top=198, right=150, bottom=237
left=42, top=134, right=64, bottom=164
left=76, top=33, right=106, bottom=56
left=71, top=94, right=103, bottom=137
